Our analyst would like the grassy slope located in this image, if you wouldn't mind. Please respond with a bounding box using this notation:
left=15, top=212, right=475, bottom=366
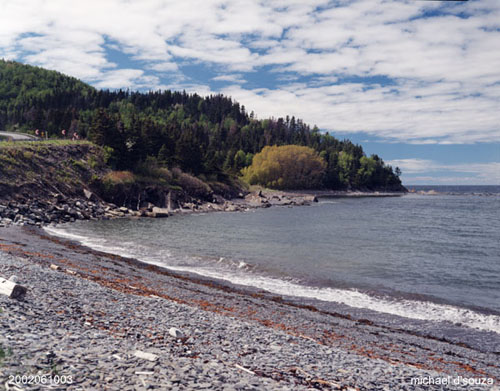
left=0, top=140, right=109, bottom=202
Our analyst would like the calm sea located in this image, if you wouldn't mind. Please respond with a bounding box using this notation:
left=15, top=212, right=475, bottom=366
left=46, top=185, right=500, bottom=347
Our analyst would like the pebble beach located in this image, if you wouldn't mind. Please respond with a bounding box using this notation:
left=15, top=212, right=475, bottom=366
left=0, top=226, right=499, bottom=390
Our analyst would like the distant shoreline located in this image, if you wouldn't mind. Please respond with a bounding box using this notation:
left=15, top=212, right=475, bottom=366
left=285, top=189, right=406, bottom=198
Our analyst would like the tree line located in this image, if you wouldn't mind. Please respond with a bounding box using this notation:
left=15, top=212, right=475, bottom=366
left=0, top=60, right=404, bottom=190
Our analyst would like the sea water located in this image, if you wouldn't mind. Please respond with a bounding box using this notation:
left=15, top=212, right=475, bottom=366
left=45, top=186, right=500, bottom=347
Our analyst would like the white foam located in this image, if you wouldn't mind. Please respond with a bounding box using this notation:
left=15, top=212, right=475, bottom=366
left=44, top=227, right=89, bottom=242
left=160, top=265, right=500, bottom=334
left=44, top=226, right=138, bottom=259
left=44, top=226, right=500, bottom=335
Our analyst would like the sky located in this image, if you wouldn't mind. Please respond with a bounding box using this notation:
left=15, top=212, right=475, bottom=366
left=1, top=0, right=499, bottom=185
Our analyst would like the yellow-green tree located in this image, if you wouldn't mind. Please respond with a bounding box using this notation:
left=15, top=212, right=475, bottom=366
left=241, top=145, right=326, bottom=189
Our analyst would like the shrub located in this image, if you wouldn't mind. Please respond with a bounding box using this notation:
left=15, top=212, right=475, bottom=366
left=241, top=145, right=326, bottom=189
left=102, top=170, right=136, bottom=185
left=22, top=151, right=34, bottom=160
left=135, top=156, right=173, bottom=184
left=175, top=170, right=212, bottom=199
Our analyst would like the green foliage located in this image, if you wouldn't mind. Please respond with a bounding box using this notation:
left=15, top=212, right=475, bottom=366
left=233, top=149, right=247, bottom=171
left=242, top=145, right=326, bottom=189
left=88, top=155, right=98, bottom=169
left=135, top=156, right=173, bottom=184
left=0, top=60, right=404, bottom=191
left=0, top=60, right=93, bottom=136
left=71, top=158, right=87, bottom=171
left=101, top=146, right=114, bottom=165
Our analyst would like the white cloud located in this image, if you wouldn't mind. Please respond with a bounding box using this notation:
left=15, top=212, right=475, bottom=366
left=93, top=69, right=160, bottom=90
left=386, top=159, right=439, bottom=174
left=0, top=0, right=498, bottom=144
left=212, top=74, right=245, bottom=84
left=387, top=159, right=500, bottom=185
left=147, top=62, right=179, bottom=73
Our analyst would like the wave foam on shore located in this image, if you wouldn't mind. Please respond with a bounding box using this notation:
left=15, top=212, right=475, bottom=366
left=44, top=226, right=500, bottom=335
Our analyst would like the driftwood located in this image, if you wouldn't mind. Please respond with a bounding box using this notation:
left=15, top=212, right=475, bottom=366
left=133, top=350, right=158, bottom=362
left=0, top=277, right=27, bottom=299
left=234, top=364, right=254, bottom=375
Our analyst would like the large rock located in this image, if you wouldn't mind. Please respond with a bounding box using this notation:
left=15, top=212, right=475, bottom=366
left=0, top=277, right=27, bottom=300
left=168, top=327, right=184, bottom=339
left=83, top=188, right=98, bottom=201
left=151, top=207, right=169, bottom=218
left=304, top=195, right=318, bottom=202
left=244, top=192, right=271, bottom=208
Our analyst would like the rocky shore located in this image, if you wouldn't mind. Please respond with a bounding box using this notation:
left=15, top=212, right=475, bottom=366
left=0, top=190, right=321, bottom=228
left=0, top=226, right=498, bottom=390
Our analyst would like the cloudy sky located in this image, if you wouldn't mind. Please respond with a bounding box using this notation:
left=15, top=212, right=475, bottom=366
left=1, top=0, right=499, bottom=185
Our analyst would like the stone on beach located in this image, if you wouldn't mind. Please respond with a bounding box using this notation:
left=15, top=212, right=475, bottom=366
left=133, top=350, right=159, bottom=361
left=169, top=327, right=184, bottom=339
left=0, top=276, right=27, bottom=299
left=0, top=227, right=495, bottom=391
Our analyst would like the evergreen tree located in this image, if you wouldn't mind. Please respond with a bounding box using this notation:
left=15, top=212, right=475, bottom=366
left=0, top=60, right=405, bottom=191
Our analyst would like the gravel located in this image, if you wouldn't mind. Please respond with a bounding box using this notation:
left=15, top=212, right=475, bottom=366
left=0, top=230, right=498, bottom=390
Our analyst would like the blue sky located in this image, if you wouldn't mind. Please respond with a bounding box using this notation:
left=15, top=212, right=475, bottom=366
left=1, top=0, right=499, bottom=184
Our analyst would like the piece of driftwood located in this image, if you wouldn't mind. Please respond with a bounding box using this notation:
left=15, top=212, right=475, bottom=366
left=0, top=277, right=27, bottom=299
left=234, top=364, right=254, bottom=375
left=133, top=350, right=158, bottom=362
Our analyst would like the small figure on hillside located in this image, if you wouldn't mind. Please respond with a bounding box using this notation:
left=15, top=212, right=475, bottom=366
left=72, top=132, right=79, bottom=141
left=61, top=129, right=66, bottom=137
left=35, top=129, right=39, bottom=137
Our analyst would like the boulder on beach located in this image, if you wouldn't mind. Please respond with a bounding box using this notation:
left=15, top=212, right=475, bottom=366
left=169, top=327, right=184, bottom=339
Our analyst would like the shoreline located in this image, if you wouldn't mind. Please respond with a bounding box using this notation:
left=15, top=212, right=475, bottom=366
left=0, top=188, right=406, bottom=228
left=33, top=223, right=500, bottom=353
left=0, top=225, right=498, bottom=390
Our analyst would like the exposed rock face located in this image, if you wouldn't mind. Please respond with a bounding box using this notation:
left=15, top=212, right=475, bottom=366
left=0, top=142, right=237, bottom=226
left=83, top=189, right=98, bottom=201
left=0, top=143, right=109, bottom=203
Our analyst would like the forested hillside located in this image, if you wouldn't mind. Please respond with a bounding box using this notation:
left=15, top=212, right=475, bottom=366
left=0, top=60, right=404, bottom=191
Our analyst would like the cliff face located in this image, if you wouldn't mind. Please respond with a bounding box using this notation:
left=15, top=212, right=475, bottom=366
left=0, top=141, right=109, bottom=204
left=0, top=140, right=245, bottom=219
left=0, top=141, right=258, bottom=227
